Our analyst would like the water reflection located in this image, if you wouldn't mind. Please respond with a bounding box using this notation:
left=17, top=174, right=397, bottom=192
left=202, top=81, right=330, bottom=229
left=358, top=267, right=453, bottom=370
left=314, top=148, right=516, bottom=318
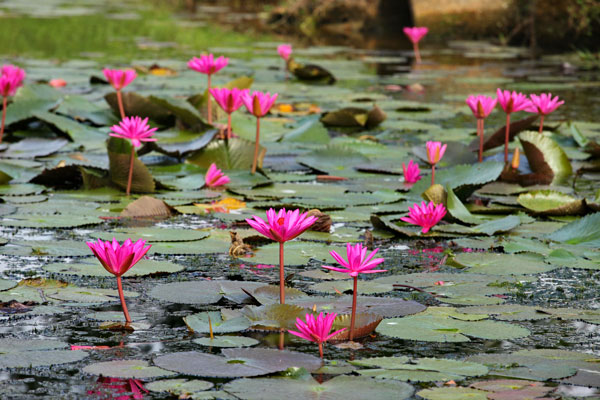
left=88, top=377, right=148, bottom=400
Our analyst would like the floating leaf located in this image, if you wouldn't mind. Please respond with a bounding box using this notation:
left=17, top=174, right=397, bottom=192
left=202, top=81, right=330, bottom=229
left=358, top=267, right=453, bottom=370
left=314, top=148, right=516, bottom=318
left=44, top=259, right=183, bottom=277
left=83, top=360, right=176, bottom=379
left=149, top=280, right=266, bottom=305
left=0, top=338, right=87, bottom=369
left=188, top=138, right=265, bottom=170
left=146, top=379, right=214, bottom=396
left=193, top=336, right=259, bottom=348
left=107, top=137, right=155, bottom=193
left=154, top=348, right=321, bottom=378
left=91, top=227, right=209, bottom=242
left=451, top=252, right=553, bottom=275
left=241, top=304, right=307, bottom=330
left=121, top=196, right=177, bottom=218
left=184, top=311, right=251, bottom=334
left=517, top=190, right=586, bottom=216
left=546, top=212, right=600, bottom=247
left=519, top=131, right=572, bottom=185
left=417, top=387, right=488, bottom=400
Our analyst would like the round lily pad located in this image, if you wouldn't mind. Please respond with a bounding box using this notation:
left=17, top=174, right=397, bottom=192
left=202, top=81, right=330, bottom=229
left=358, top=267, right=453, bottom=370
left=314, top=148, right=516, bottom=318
left=416, top=387, right=488, bottom=400
left=0, top=339, right=88, bottom=369
left=0, top=214, right=101, bottom=228
left=91, top=227, right=210, bottom=242
left=451, top=252, right=555, bottom=275
left=352, top=357, right=488, bottom=383
left=245, top=241, right=340, bottom=266
left=154, top=348, right=321, bottom=378
left=193, top=336, right=259, bottom=348
left=241, top=303, right=308, bottom=330
left=149, top=280, right=266, bottom=305
left=224, top=375, right=414, bottom=400
left=0, top=279, right=17, bottom=292
left=44, top=259, right=184, bottom=277
left=83, top=359, right=177, bottom=379
left=146, top=378, right=214, bottom=395
left=289, top=295, right=426, bottom=318
left=184, top=311, right=251, bottom=334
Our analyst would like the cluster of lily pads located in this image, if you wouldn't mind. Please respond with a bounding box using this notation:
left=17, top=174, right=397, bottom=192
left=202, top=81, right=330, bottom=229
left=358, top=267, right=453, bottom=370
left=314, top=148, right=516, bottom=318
left=0, top=29, right=599, bottom=399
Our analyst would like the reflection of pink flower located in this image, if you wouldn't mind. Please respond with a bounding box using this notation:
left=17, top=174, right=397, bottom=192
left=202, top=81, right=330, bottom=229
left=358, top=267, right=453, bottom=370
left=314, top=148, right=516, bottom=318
left=109, top=116, right=158, bottom=148
left=188, top=54, right=228, bottom=75
left=103, top=69, right=136, bottom=91
left=403, top=27, right=428, bottom=43
left=322, top=243, right=386, bottom=278
left=70, top=345, right=110, bottom=350
left=204, top=163, right=230, bottom=188
left=466, top=95, right=497, bottom=119
left=88, top=377, right=148, bottom=400
left=402, top=159, right=422, bottom=184
left=277, top=44, right=292, bottom=61
left=400, top=201, right=447, bottom=233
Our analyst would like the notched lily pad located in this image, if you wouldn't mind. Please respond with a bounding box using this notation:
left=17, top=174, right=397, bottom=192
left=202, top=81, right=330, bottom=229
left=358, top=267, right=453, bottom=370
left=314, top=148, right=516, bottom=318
left=83, top=359, right=176, bottom=379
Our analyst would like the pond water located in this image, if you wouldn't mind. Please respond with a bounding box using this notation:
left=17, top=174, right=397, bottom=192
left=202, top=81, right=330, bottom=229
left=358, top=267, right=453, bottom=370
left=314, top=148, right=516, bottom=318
left=0, top=0, right=599, bottom=399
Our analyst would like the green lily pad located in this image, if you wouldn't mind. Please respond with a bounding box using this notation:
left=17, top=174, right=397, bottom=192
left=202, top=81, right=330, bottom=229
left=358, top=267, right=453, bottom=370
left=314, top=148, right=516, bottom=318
left=0, top=214, right=101, bottom=228
left=91, top=227, right=210, bottom=242
left=146, top=379, right=214, bottom=395
left=83, top=359, right=177, bottom=379
left=224, top=374, right=414, bottom=400
left=451, top=252, right=554, bottom=275
left=546, top=212, right=600, bottom=247
left=149, top=280, right=266, bottom=305
left=193, top=336, right=259, bottom=348
left=517, top=190, right=585, bottom=215
left=44, top=259, right=184, bottom=277
left=0, top=338, right=88, bottom=369
left=416, top=387, right=488, bottom=400
left=519, top=131, right=572, bottom=185
left=184, top=311, right=251, bottom=334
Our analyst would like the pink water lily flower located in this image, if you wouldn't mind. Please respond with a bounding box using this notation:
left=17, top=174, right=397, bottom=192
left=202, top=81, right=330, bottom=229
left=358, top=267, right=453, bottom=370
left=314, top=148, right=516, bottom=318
left=242, top=90, right=279, bottom=173
left=188, top=54, right=229, bottom=125
left=209, top=87, right=249, bottom=139
left=110, top=116, right=157, bottom=195
left=323, top=243, right=386, bottom=278
left=188, top=54, right=229, bottom=75
left=322, top=243, right=386, bottom=341
left=87, top=238, right=151, bottom=323
left=0, top=64, right=26, bottom=144
left=526, top=93, right=564, bottom=134
left=103, top=68, right=137, bottom=119
left=204, top=163, right=230, bottom=188
left=277, top=44, right=292, bottom=61
left=288, top=312, right=346, bottom=359
left=402, top=159, right=422, bottom=184
left=110, top=116, right=157, bottom=148
left=401, top=201, right=447, bottom=233
left=246, top=208, right=317, bottom=304
left=403, top=27, right=428, bottom=63
left=466, top=95, right=497, bottom=162
left=103, top=68, right=137, bottom=91
left=497, top=89, right=533, bottom=163
left=426, top=141, right=447, bottom=185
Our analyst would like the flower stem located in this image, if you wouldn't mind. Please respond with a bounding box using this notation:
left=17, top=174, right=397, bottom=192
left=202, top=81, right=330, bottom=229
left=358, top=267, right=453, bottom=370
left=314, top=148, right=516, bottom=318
left=504, top=113, right=511, bottom=163
left=251, top=117, right=260, bottom=174
left=318, top=341, right=323, bottom=359
left=478, top=118, right=484, bottom=163
left=539, top=115, right=544, bottom=134
left=0, top=96, right=6, bottom=145
left=116, top=276, right=131, bottom=324
left=116, top=90, right=126, bottom=120
left=207, top=74, right=212, bottom=124
left=279, top=329, right=284, bottom=350
left=227, top=113, right=232, bottom=140
left=431, top=165, right=435, bottom=186
left=279, top=241, right=285, bottom=304
left=413, top=42, right=421, bottom=63
left=349, top=276, right=357, bottom=341
left=126, top=145, right=135, bottom=196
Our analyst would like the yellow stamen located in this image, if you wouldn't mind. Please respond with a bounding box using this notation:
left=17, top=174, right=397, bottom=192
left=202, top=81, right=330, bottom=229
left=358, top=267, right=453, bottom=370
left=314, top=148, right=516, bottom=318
left=511, top=148, right=520, bottom=169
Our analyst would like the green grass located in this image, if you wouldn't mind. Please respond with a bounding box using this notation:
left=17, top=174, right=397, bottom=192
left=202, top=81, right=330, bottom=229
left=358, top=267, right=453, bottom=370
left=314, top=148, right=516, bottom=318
left=0, top=8, right=266, bottom=61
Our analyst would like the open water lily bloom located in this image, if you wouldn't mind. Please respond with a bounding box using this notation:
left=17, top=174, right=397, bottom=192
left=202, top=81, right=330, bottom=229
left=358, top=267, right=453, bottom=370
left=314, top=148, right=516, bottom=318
left=204, top=163, right=230, bottom=188
left=188, top=54, right=228, bottom=75
left=246, top=208, right=316, bottom=304
left=209, top=87, right=248, bottom=138
left=110, top=116, right=157, bottom=148
left=288, top=312, right=346, bottom=358
left=527, top=93, right=564, bottom=133
left=323, top=243, right=386, bottom=278
left=401, top=201, right=447, bottom=233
